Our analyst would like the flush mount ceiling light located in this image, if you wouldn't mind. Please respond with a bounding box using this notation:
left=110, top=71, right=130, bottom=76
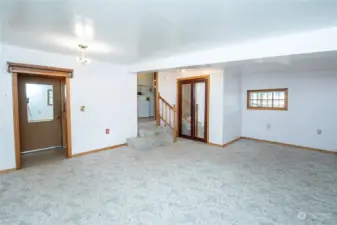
left=77, top=44, right=91, bottom=65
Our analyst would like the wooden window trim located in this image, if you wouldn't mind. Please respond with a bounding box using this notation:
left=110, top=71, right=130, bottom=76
left=247, top=88, right=288, bottom=111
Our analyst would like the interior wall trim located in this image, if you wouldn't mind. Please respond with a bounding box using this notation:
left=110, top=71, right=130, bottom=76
left=208, top=142, right=224, bottom=147
left=241, top=137, right=337, bottom=154
left=223, top=137, right=242, bottom=147
left=8, top=62, right=74, bottom=78
left=0, top=168, right=16, bottom=175
left=72, top=143, right=127, bottom=157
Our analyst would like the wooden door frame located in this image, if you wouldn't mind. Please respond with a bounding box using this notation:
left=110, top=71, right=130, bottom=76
left=176, top=75, right=210, bottom=143
left=8, top=62, right=73, bottom=170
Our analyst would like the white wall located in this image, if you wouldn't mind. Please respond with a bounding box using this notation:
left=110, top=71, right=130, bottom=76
left=0, top=45, right=138, bottom=170
left=158, top=69, right=225, bottom=145
left=241, top=70, right=337, bottom=151
left=223, top=72, right=242, bottom=144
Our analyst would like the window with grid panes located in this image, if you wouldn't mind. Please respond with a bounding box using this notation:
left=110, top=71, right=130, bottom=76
left=247, top=89, right=288, bottom=110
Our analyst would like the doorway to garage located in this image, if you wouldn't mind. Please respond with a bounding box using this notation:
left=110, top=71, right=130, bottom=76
left=18, top=74, right=66, bottom=168
left=8, top=62, right=73, bottom=169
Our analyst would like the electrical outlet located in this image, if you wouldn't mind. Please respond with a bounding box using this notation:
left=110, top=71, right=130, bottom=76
left=317, top=129, right=322, bottom=135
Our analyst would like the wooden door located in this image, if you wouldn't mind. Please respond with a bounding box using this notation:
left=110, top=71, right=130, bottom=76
left=18, top=75, right=63, bottom=152
left=178, top=78, right=208, bottom=142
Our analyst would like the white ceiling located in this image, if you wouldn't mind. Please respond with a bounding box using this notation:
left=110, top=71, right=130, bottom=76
left=211, top=50, right=337, bottom=74
left=1, top=0, right=337, bottom=64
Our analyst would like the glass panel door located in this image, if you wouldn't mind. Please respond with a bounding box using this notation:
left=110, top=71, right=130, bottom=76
left=194, top=81, right=206, bottom=139
left=180, top=83, right=192, bottom=137
left=178, top=78, right=208, bottom=142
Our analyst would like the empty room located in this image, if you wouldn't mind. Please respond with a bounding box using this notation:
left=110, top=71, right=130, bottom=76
left=0, top=0, right=337, bottom=224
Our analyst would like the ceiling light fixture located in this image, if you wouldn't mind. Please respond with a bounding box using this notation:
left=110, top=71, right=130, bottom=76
left=77, top=44, right=91, bottom=65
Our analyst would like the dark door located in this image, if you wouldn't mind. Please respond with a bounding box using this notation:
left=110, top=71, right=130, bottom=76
left=18, top=75, right=63, bottom=152
left=178, top=78, right=208, bottom=142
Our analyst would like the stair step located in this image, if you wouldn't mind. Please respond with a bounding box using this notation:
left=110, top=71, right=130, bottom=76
left=138, top=124, right=174, bottom=137
left=138, top=126, right=164, bottom=138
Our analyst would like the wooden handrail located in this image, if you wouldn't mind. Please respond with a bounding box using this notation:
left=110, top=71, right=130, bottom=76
left=159, top=96, right=174, bottom=110
left=156, top=92, right=178, bottom=143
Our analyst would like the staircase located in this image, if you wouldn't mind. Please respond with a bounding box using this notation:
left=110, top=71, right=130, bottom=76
left=127, top=93, right=178, bottom=150
left=127, top=121, right=174, bottom=150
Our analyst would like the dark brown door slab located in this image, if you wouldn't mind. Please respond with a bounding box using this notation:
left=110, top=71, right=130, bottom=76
left=18, top=75, right=62, bottom=152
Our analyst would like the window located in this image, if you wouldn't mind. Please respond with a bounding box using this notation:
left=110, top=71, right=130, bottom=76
left=47, top=89, right=53, bottom=106
left=247, top=88, right=288, bottom=110
left=26, top=84, right=54, bottom=122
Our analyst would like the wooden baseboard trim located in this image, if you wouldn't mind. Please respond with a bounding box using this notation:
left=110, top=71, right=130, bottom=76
left=223, top=137, right=242, bottom=147
left=241, top=137, right=337, bottom=155
left=72, top=143, right=127, bottom=157
left=0, top=168, right=16, bottom=174
left=208, top=137, right=242, bottom=148
left=208, top=142, right=224, bottom=147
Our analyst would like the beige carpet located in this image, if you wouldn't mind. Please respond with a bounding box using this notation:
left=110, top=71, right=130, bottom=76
left=1, top=139, right=336, bottom=225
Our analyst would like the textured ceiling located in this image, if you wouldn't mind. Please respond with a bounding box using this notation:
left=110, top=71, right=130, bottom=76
left=1, top=0, right=337, bottom=64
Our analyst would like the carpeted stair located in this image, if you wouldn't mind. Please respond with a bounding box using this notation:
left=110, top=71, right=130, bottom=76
left=127, top=121, right=174, bottom=150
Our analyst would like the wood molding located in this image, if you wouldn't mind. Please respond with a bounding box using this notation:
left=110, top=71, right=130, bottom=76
left=208, top=142, right=224, bottom=147
left=11, top=73, right=21, bottom=169
left=65, top=77, right=73, bottom=158
left=7, top=62, right=73, bottom=78
left=223, top=137, right=242, bottom=147
left=0, top=168, right=16, bottom=175
left=208, top=137, right=242, bottom=148
left=211, top=137, right=335, bottom=154
left=72, top=144, right=127, bottom=157
left=241, top=137, right=337, bottom=154
left=9, top=63, right=74, bottom=169
left=177, top=74, right=210, bottom=81
left=159, top=96, right=175, bottom=110
left=61, top=79, right=67, bottom=148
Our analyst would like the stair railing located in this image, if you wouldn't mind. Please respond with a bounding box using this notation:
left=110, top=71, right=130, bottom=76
left=156, top=92, right=178, bottom=143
